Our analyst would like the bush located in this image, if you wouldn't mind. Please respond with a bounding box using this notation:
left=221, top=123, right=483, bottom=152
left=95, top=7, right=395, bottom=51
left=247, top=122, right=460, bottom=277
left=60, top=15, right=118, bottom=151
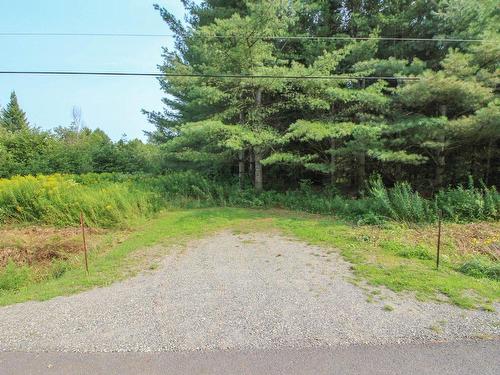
left=0, top=172, right=498, bottom=227
left=0, top=260, right=30, bottom=291
left=368, top=177, right=435, bottom=223
left=436, top=180, right=499, bottom=222
left=49, top=259, right=69, bottom=279
left=458, top=259, right=500, bottom=281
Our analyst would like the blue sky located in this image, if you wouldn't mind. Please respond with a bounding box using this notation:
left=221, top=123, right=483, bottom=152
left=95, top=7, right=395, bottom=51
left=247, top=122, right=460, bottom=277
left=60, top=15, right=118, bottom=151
left=0, top=0, right=188, bottom=140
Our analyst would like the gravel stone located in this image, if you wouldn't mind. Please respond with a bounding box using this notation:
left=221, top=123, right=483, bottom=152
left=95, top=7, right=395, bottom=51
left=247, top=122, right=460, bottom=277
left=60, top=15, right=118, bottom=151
left=0, top=231, right=498, bottom=352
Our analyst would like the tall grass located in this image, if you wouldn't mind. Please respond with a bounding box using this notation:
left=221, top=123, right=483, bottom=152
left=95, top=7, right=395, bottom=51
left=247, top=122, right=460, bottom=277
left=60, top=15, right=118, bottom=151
left=0, top=260, right=30, bottom=291
left=150, top=172, right=499, bottom=224
left=0, top=172, right=498, bottom=227
left=368, top=178, right=435, bottom=222
left=436, top=180, right=499, bottom=222
left=0, top=174, right=159, bottom=227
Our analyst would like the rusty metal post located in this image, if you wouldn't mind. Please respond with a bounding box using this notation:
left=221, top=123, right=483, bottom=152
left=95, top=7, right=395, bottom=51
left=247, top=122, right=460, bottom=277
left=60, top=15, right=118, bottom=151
left=80, top=211, right=89, bottom=275
left=436, top=209, right=442, bottom=270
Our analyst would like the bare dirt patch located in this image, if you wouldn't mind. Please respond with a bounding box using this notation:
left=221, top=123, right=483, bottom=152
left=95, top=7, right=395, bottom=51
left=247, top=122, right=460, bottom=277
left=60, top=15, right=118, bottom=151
left=0, top=226, right=107, bottom=267
left=350, top=221, right=500, bottom=261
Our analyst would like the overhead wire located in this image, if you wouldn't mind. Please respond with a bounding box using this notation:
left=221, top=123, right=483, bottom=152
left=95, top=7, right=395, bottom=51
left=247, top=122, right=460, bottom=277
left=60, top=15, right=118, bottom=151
left=0, top=32, right=493, bottom=43
left=0, top=32, right=492, bottom=80
left=0, top=71, right=422, bottom=80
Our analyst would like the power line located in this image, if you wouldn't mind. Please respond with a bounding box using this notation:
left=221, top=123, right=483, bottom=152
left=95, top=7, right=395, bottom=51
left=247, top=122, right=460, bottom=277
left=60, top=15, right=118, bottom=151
left=0, top=32, right=172, bottom=38
left=0, top=32, right=493, bottom=43
left=0, top=71, right=421, bottom=80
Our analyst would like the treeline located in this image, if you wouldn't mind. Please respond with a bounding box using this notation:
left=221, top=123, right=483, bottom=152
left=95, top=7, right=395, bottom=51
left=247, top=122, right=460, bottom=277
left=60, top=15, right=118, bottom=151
left=145, top=0, right=500, bottom=194
left=0, top=92, right=160, bottom=177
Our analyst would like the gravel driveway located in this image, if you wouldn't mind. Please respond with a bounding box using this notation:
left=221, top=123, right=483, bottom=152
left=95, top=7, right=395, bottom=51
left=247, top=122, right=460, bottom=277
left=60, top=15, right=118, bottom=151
left=0, top=231, right=499, bottom=352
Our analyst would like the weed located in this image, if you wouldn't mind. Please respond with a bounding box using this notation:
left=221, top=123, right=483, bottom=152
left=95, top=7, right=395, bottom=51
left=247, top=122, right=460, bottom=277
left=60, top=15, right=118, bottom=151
left=381, top=241, right=433, bottom=260
left=458, top=259, right=500, bottom=281
left=49, top=260, right=69, bottom=279
left=429, top=324, right=443, bottom=333
left=383, top=304, right=394, bottom=311
left=1, top=172, right=499, bottom=228
left=0, top=260, right=30, bottom=291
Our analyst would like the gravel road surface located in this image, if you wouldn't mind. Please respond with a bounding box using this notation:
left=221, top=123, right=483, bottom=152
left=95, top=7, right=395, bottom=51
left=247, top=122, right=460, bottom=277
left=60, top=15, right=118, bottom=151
left=0, top=231, right=499, bottom=353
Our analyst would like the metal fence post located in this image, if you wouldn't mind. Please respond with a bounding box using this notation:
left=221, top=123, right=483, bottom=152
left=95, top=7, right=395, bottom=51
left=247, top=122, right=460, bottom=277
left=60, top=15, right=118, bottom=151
left=436, top=209, right=442, bottom=270
left=80, top=211, right=89, bottom=275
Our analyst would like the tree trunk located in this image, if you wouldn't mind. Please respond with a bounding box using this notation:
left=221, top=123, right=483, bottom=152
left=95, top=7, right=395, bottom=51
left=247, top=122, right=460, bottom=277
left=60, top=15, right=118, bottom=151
left=255, top=87, right=263, bottom=107
left=254, top=87, right=264, bottom=192
left=249, top=151, right=254, bottom=185
left=357, top=152, right=366, bottom=193
left=254, top=147, right=263, bottom=192
left=238, top=150, right=245, bottom=189
left=330, top=138, right=336, bottom=185
left=435, top=104, right=447, bottom=188
left=238, top=111, right=245, bottom=189
left=485, top=139, right=493, bottom=185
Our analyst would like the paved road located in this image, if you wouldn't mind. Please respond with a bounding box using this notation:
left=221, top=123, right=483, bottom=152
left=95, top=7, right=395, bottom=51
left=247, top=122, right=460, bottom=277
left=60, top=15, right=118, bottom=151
left=1, top=340, right=499, bottom=375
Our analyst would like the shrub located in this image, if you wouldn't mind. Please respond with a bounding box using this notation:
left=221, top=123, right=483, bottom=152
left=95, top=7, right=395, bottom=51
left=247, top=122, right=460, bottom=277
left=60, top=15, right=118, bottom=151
left=0, top=172, right=498, bottom=227
left=0, top=260, right=30, bottom=291
left=458, top=259, right=500, bottom=281
left=368, top=177, right=435, bottom=223
left=436, top=180, right=499, bottom=222
left=49, top=259, right=69, bottom=279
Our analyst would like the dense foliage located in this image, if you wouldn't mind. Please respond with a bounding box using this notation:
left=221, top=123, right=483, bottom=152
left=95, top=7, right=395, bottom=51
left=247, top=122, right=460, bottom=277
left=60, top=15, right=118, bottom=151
left=0, top=174, right=159, bottom=227
left=145, top=0, right=499, bottom=194
left=0, top=93, right=160, bottom=177
left=1, top=0, right=498, bottom=225
left=1, top=172, right=497, bottom=228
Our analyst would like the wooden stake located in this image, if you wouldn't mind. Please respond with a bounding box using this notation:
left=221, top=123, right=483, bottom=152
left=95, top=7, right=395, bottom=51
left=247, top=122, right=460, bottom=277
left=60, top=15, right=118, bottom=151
left=436, top=210, right=442, bottom=270
left=80, top=211, right=89, bottom=275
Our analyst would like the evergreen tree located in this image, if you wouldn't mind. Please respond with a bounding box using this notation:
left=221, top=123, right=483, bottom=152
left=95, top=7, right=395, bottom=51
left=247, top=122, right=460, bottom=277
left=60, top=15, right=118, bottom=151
left=0, top=91, right=30, bottom=132
left=148, top=0, right=499, bottom=192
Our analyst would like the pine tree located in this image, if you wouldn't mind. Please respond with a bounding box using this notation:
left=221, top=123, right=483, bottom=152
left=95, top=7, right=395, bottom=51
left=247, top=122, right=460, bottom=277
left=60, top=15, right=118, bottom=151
left=0, top=91, right=30, bottom=132
left=149, top=0, right=499, bottom=192
left=393, top=47, right=495, bottom=188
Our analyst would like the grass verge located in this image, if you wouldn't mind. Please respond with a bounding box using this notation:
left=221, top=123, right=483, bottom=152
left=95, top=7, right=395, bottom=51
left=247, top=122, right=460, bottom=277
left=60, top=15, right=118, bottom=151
left=1, top=208, right=499, bottom=309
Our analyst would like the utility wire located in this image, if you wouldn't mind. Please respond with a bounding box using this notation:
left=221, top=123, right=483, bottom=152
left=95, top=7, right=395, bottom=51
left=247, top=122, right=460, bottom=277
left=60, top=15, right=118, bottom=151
left=0, top=32, right=493, bottom=43
left=0, top=71, right=421, bottom=80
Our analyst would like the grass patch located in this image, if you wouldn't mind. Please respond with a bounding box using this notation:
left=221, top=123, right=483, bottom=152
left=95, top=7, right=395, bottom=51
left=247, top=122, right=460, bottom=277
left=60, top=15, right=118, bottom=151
left=458, top=259, right=500, bottom=281
left=383, top=304, right=394, bottom=311
left=380, top=240, right=433, bottom=260
left=0, top=260, right=30, bottom=291
left=429, top=324, right=443, bottom=333
left=0, top=208, right=499, bottom=310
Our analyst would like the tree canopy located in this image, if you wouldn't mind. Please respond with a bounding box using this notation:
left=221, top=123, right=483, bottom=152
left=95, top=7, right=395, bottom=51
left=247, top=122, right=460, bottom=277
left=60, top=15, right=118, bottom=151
left=145, top=0, right=499, bottom=193
left=0, top=98, right=159, bottom=178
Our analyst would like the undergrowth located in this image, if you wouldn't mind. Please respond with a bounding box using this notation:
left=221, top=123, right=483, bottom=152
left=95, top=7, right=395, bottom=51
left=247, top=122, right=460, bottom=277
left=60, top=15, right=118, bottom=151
left=1, top=172, right=498, bottom=227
